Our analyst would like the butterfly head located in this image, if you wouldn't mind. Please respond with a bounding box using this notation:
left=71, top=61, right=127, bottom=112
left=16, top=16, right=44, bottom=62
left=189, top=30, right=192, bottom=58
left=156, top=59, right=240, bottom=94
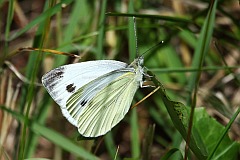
left=129, top=56, right=144, bottom=68
left=127, top=56, right=145, bottom=87
left=137, top=56, right=144, bottom=66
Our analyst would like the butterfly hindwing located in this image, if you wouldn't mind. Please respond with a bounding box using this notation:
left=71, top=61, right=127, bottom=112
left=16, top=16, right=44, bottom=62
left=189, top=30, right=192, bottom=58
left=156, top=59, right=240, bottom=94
left=65, top=69, right=132, bottom=126
left=67, top=71, right=139, bottom=137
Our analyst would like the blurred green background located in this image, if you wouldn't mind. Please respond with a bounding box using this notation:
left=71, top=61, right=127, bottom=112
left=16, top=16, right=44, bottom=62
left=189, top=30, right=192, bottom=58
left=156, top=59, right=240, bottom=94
left=0, top=0, right=239, bottom=159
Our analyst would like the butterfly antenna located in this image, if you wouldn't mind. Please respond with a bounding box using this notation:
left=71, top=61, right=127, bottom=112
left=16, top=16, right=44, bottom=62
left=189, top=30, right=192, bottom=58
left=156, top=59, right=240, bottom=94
left=140, top=40, right=164, bottom=57
left=133, top=17, right=139, bottom=57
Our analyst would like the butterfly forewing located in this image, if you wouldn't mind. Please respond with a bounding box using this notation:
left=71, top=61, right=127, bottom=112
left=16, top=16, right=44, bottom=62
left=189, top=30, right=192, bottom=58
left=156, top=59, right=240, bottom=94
left=42, top=60, right=128, bottom=126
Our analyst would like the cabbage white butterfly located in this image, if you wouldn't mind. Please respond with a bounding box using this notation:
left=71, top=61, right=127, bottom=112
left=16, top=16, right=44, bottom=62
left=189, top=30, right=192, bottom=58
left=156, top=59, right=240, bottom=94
left=42, top=56, right=145, bottom=137
left=41, top=16, right=153, bottom=137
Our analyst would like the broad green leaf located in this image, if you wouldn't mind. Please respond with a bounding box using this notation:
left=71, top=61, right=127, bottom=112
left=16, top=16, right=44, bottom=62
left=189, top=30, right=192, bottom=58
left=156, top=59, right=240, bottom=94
left=194, top=108, right=240, bottom=160
left=149, top=72, right=208, bottom=159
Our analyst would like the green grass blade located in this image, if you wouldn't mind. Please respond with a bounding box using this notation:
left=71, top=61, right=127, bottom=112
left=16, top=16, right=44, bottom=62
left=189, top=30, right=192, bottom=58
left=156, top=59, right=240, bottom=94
left=0, top=0, right=14, bottom=66
left=30, top=122, right=98, bottom=160
left=106, top=12, right=191, bottom=23
left=141, top=124, right=155, bottom=160
left=128, top=1, right=140, bottom=158
left=54, top=0, right=90, bottom=66
left=60, top=0, right=89, bottom=52
left=149, top=66, right=240, bottom=73
left=187, top=0, right=218, bottom=104
left=104, top=133, right=119, bottom=160
left=128, top=1, right=136, bottom=61
left=161, top=148, right=183, bottom=160
left=31, top=1, right=91, bottom=158
left=18, top=1, right=56, bottom=159
left=25, top=93, right=52, bottom=157
left=96, top=0, right=107, bottom=60
left=184, top=0, right=218, bottom=158
left=8, top=0, right=74, bottom=41
left=4, top=0, right=14, bottom=42
left=0, top=105, right=98, bottom=160
left=130, top=108, right=140, bottom=159
left=207, top=107, right=240, bottom=160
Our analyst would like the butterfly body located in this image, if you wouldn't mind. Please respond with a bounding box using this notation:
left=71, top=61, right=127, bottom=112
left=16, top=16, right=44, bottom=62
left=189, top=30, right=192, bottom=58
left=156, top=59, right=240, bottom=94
left=42, top=56, right=144, bottom=137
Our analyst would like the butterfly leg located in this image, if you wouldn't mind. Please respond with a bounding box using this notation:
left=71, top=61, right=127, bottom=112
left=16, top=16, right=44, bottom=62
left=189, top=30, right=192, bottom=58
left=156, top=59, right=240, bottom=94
left=131, top=86, right=160, bottom=109
left=141, top=69, right=155, bottom=88
left=141, top=81, right=156, bottom=88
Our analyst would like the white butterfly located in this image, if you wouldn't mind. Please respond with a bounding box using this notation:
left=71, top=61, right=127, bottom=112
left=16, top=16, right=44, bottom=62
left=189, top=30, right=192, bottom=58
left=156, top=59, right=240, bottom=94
left=42, top=56, right=146, bottom=137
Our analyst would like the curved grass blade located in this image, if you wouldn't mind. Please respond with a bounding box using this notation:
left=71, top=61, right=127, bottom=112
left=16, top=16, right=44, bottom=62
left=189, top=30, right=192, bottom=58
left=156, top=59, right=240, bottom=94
left=185, top=0, right=218, bottom=158
left=141, top=124, right=155, bottom=160
left=54, top=0, right=90, bottom=66
left=8, top=0, right=74, bottom=41
left=207, top=107, right=240, bottom=160
left=0, top=105, right=98, bottom=160
left=104, top=133, right=119, bottom=160
left=96, top=0, right=107, bottom=60
left=1, top=0, right=14, bottom=66
left=161, top=148, right=183, bottom=160
left=106, top=12, right=191, bottom=23
left=186, top=0, right=218, bottom=103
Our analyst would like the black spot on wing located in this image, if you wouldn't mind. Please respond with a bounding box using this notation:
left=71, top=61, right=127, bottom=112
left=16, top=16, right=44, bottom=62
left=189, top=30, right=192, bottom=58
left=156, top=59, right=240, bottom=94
left=80, top=99, right=88, bottom=106
left=66, top=83, right=76, bottom=93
